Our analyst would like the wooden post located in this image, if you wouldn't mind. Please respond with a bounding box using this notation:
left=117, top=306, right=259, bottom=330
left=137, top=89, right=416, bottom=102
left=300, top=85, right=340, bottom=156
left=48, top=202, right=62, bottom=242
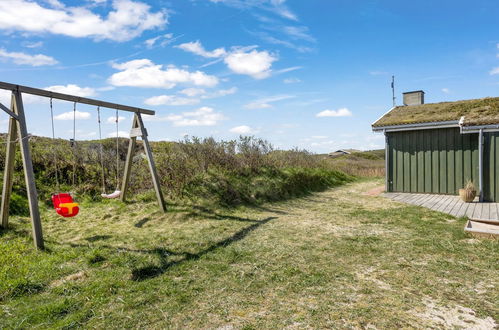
left=120, top=115, right=138, bottom=203
left=0, top=94, right=18, bottom=228
left=121, top=113, right=166, bottom=212
left=13, top=89, right=44, bottom=249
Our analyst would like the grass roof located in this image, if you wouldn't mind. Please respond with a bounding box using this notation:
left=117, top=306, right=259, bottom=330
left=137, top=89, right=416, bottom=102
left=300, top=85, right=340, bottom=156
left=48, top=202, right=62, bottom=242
left=372, top=97, right=499, bottom=127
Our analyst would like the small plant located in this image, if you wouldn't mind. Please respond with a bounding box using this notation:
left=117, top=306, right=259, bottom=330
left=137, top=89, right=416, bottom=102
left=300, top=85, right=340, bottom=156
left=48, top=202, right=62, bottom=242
left=464, top=180, right=476, bottom=192
left=459, top=180, right=477, bottom=202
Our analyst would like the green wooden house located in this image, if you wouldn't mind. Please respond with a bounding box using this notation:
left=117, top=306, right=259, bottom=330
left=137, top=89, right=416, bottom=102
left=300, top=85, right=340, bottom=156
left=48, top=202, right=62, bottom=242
left=372, top=91, right=499, bottom=202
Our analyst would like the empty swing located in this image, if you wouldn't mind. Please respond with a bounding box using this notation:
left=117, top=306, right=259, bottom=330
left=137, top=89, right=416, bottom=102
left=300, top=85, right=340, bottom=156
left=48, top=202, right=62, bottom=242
left=50, top=99, right=80, bottom=218
left=98, top=107, right=122, bottom=199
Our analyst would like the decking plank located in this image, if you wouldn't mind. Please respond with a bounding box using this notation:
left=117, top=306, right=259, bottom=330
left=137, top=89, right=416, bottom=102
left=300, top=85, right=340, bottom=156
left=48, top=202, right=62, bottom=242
left=482, top=203, right=491, bottom=220
left=406, top=194, right=425, bottom=205
left=434, top=196, right=453, bottom=212
left=473, top=203, right=483, bottom=219
left=455, top=201, right=470, bottom=218
left=421, top=195, right=440, bottom=209
left=444, top=196, right=460, bottom=215
left=381, top=193, right=499, bottom=221
left=450, top=197, right=466, bottom=217
left=414, top=194, right=432, bottom=206
left=466, top=203, right=477, bottom=218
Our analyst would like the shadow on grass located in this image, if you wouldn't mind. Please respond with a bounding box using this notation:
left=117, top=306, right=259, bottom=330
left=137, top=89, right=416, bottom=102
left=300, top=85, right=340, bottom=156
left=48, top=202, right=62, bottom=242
left=134, top=217, right=151, bottom=228
left=130, top=216, right=277, bottom=281
left=85, top=235, right=112, bottom=242
left=61, top=212, right=277, bottom=281
left=0, top=222, right=31, bottom=238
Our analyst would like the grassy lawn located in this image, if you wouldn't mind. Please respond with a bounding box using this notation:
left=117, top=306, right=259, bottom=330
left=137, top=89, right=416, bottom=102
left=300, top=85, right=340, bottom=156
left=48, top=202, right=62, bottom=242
left=1, top=178, right=498, bottom=328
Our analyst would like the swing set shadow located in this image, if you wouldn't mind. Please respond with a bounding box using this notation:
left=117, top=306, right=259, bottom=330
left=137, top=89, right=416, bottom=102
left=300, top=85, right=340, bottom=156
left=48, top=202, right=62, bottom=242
left=62, top=215, right=278, bottom=281
left=0, top=81, right=167, bottom=250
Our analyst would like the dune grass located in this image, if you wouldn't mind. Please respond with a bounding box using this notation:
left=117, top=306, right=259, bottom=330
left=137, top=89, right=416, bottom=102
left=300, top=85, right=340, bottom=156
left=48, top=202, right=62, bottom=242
left=1, top=179, right=497, bottom=328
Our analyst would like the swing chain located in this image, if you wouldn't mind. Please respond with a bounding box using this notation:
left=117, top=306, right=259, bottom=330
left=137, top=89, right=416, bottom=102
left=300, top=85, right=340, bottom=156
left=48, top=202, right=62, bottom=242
left=115, top=109, right=120, bottom=190
left=49, top=98, right=60, bottom=192
left=71, top=102, right=77, bottom=187
left=97, top=107, right=106, bottom=193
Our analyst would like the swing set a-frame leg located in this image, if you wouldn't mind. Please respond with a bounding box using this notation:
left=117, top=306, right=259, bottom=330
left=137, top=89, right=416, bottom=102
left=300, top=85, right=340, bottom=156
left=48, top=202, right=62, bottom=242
left=120, top=113, right=166, bottom=212
left=0, top=90, right=44, bottom=249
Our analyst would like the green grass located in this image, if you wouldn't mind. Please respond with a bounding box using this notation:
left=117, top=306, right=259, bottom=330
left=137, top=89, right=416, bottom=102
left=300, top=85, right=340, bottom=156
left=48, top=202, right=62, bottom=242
left=1, top=179, right=497, bottom=328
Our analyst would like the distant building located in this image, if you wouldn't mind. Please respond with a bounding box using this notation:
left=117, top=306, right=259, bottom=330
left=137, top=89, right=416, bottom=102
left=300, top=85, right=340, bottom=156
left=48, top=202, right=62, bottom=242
left=372, top=90, right=499, bottom=202
left=328, top=149, right=359, bottom=157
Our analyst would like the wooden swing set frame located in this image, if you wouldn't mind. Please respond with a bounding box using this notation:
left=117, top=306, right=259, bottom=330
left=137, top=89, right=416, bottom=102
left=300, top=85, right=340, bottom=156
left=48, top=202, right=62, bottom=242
left=0, top=81, right=166, bottom=250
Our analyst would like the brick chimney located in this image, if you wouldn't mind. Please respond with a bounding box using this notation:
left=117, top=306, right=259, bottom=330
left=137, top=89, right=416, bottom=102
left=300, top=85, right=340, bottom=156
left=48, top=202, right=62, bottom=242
left=403, top=91, right=425, bottom=106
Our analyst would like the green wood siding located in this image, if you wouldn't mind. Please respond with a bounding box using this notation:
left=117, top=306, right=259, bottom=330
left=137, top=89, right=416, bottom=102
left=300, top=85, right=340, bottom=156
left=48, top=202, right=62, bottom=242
left=387, top=128, right=479, bottom=196
left=483, top=132, right=499, bottom=202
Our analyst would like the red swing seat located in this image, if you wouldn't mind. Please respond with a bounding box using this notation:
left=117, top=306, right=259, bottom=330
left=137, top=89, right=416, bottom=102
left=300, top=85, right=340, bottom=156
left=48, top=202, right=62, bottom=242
left=51, top=193, right=79, bottom=218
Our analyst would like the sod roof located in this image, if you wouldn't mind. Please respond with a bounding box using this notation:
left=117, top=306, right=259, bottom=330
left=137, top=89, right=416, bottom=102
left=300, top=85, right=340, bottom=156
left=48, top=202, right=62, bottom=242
left=372, top=97, right=499, bottom=127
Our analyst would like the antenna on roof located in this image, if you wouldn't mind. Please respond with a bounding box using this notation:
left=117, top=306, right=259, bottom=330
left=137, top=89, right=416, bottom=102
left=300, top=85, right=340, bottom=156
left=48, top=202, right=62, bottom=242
left=391, top=75, right=396, bottom=107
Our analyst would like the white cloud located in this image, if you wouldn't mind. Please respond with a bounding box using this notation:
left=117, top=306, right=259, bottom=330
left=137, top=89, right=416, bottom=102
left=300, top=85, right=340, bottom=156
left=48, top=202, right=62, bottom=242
left=283, top=77, right=301, bottom=84
left=180, top=88, right=206, bottom=97
left=23, top=41, right=43, bottom=48
left=0, top=48, right=58, bottom=66
left=108, top=130, right=129, bottom=138
left=224, top=47, right=277, bottom=79
left=490, top=67, right=499, bottom=75
left=145, top=87, right=237, bottom=106
left=311, top=135, right=328, bottom=139
left=144, top=33, right=173, bottom=48
left=54, top=110, right=91, bottom=120
left=106, top=116, right=126, bottom=123
left=245, top=94, right=295, bottom=109
left=0, top=0, right=166, bottom=42
left=230, top=125, right=256, bottom=134
left=176, top=40, right=227, bottom=58
left=145, top=106, right=225, bottom=126
left=441, top=88, right=451, bottom=94
left=316, top=108, right=352, bottom=118
left=144, top=95, right=200, bottom=106
left=108, top=59, right=219, bottom=89
left=45, top=84, right=97, bottom=97
left=205, top=87, right=238, bottom=98
left=175, top=40, right=278, bottom=80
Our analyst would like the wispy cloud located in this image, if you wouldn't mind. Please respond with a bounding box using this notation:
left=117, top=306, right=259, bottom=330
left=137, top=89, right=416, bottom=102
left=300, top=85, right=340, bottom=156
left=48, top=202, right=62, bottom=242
left=208, top=0, right=298, bottom=21
left=176, top=40, right=227, bottom=58
left=490, top=67, right=499, bottom=75
left=283, top=77, right=301, bottom=84
left=144, top=106, right=225, bottom=126
left=0, top=48, right=58, bottom=66
left=316, top=108, right=352, bottom=118
left=245, top=94, right=295, bottom=109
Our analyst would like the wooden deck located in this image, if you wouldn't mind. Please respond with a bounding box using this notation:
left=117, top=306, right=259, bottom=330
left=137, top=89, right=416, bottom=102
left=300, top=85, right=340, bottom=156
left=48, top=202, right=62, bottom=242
left=382, top=193, right=499, bottom=221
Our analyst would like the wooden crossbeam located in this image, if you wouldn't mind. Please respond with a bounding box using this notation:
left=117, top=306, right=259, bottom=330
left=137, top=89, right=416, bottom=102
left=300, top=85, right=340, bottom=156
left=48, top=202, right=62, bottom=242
left=0, top=81, right=155, bottom=115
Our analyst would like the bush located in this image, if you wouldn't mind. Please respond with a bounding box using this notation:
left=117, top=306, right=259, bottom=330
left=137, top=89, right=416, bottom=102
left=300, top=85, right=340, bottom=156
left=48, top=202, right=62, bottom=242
left=0, top=134, right=378, bottom=208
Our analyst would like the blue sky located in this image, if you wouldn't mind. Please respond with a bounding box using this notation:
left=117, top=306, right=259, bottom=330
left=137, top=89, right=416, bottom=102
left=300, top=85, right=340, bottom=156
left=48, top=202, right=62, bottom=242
left=0, top=0, right=498, bottom=152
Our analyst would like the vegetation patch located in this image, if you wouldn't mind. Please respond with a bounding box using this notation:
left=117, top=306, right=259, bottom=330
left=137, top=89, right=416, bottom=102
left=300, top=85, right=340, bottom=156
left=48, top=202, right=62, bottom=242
left=1, top=179, right=497, bottom=328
